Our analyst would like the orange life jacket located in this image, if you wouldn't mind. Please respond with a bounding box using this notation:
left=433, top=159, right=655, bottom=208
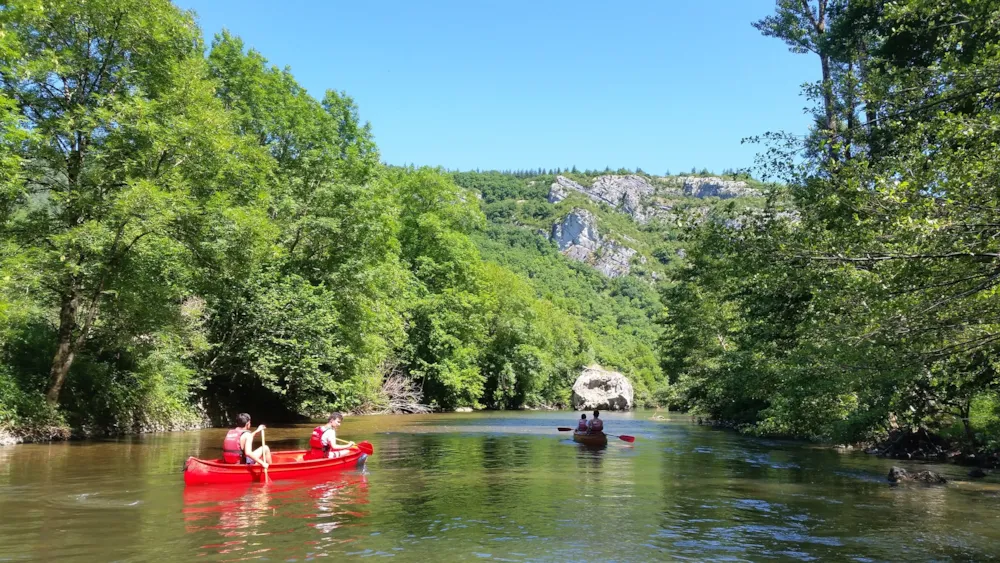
left=222, top=428, right=249, bottom=464
left=310, top=426, right=329, bottom=455
left=590, top=418, right=604, bottom=432
left=576, top=419, right=588, bottom=431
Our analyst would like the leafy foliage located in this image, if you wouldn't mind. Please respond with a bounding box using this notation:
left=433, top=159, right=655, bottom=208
left=663, top=0, right=1000, bottom=451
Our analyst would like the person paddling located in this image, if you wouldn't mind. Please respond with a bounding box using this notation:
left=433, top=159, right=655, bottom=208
left=588, top=410, right=604, bottom=434
left=309, top=412, right=355, bottom=459
left=576, top=413, right=588, bottom=432
left=222, top=413, right=272, bottom=469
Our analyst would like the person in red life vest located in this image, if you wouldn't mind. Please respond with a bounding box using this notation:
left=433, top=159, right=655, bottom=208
left=222, top=413, right=272, bottom=468
left=576, top=413, right=588, bottom=432
left=588, top=410, right=604, bottom=434
left=309, top=412, right=355, bottom=459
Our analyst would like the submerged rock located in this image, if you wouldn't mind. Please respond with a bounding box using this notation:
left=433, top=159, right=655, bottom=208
left=887, top=466, right=947, bottom=484
left=571, top=365, right=634, bottom=411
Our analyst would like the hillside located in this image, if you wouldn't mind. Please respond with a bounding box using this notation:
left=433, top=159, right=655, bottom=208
left=452, top=170, right=770, bottom=405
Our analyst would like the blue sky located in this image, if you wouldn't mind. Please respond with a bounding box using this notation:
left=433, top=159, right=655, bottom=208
left=174, top=0, right=816, bottom=174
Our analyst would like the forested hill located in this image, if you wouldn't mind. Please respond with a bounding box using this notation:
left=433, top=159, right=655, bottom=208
left=450, top=169, right=768, bottom=405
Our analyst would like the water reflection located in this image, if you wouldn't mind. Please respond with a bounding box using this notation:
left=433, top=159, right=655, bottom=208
left=182, top=472, right=370, bottom=559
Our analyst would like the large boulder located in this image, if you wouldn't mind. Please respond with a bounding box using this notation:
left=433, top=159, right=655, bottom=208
left=571, top=366, right=634, bottom=410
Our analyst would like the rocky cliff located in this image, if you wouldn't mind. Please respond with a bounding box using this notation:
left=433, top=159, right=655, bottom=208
left=670, top=176, right=761, bottom=199
left=550, top=209, right=636, bottom=278
left=548, top=175, right=657, bottom=222
left=548, top=174, right=760, bottom=225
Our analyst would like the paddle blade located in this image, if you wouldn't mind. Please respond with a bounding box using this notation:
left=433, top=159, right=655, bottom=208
left=557, top=427, right=574, bottom=432
left=618, top=435, right=636, bottom=443
left=357, top=441, right=374, bottom=455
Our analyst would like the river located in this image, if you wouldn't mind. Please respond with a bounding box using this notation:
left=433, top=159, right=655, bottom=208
left=1, top=411, right=998, bottom=562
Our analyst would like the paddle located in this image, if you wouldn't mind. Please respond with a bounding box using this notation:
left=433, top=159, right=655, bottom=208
left=337, top=438, right=374, bottom=456
left=557, top=427, right=635, bottom=443
left=260, top=427, right=271, bottom=484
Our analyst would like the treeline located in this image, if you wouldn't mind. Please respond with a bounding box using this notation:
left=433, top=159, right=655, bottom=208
left=464, top=167, right=640, bottom=179
left=0, top=0, right=606, bottom=438
left=662, top=0, right=1000, bottom=452
left=456, top=166, right=742, bottom=179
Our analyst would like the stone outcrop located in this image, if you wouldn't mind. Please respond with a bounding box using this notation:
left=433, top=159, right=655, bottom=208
left=549, top=174, right=762, bottom=225
left=571, top=365, right=634, bottom=411
left=674, top=176, right=761, bottom=199
left=548, top=175, right=656, bottom=221
left=551, top=209, right=636, bottom=277
left=887, top=466, right=947, bottom=484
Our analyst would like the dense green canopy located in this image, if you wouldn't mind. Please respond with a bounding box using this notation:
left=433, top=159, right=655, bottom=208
left=662, top=0, right=1000, bottom=452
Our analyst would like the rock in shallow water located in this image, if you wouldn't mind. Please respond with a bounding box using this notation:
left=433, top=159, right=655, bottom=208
left=571, top=366, right=634, bottom=411
left=887, top=466, right=946, bottom=484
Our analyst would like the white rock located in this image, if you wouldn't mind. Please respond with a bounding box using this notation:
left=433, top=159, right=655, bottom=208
left=571, top=366, right=634, bottom=411
left=675, top=176, right=761, bottom=199
left=551, top=209, right=635, bottom=277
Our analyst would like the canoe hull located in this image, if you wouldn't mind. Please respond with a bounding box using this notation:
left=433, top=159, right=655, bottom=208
left=183, top=444, right=371, bottom=486
left=572, top=432, right=608, bottom=446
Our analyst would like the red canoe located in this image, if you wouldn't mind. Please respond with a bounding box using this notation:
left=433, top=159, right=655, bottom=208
left=183, top=442, right=373, bottom=486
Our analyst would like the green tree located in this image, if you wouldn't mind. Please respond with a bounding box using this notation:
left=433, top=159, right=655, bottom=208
left=0, top=0, right=261, bottom=407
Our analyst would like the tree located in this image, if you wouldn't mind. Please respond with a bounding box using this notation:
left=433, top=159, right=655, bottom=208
left=754, top=0, right=840, bottom=158
left=0, top=0, right=260, bottom=406
left=201, top=32, right=405, bottom=415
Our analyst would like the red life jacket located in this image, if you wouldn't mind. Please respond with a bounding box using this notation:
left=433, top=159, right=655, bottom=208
left=576, top=419, right=588, bottom=431
left=590, top=418, right=604, bottom=432
left=222, top=428, right=249, bottom=464
left=309, top=426, right=329, bottom=454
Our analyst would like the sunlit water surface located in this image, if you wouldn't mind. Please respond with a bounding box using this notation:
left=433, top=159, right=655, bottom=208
left=2, top=412, right=999, bottom=562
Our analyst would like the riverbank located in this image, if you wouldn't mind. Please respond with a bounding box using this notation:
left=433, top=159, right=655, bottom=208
left=686, top=415, right=1000, bottom=470
left=0, top=413, right=209, bottom=447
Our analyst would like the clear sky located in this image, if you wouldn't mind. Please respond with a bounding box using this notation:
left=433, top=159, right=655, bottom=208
left=173, top=0, right=816, bottom=174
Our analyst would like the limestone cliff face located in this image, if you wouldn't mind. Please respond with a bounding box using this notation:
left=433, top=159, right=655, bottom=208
left=550, top=209, right=636, bottom=278
left=548, top=175, right=656, bottom=222
left=673, top=176, right=761, bottom=199
left=548, top=174, right=760, bottom=224
left=543, top=173, right=766, bottom=277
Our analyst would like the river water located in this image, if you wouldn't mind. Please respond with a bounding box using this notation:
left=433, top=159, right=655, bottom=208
left=1, top=412, right=999, bottom=562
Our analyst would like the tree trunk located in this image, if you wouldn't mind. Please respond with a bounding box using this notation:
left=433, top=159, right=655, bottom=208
left=961, top=400, right=976, bottom=450
left=820, top=53, right=838, bottom=160
left=45, top=290, right=79, bottom=405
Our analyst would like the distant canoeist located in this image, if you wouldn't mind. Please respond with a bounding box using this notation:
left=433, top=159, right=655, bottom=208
left=576, top=413, right=588, bottom=432
left=588, top=410, right=604, bottom=434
